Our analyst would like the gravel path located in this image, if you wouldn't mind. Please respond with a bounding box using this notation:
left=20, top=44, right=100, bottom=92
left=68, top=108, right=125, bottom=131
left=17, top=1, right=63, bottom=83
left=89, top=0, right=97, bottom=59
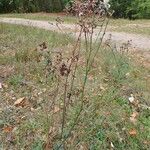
left=0, top=17, right=150, bottom=51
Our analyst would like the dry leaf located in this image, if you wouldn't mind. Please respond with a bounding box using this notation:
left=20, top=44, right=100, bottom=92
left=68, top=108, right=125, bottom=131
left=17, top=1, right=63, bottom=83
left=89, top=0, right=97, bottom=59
left=3, top=126, right=14, bottom=133
left=31, top=107, right=35, bottom=112
left=133, top=99, right=140, bottom=107
left=53, top=106, right=60, bottom=113
left=130, top=117, right=137, bottom=124
left=131, top=112, right=139, bottom=118
left=104, top=111, right=111, bottom=116
left=130, top=112, right=139, bottom=124
left=100, top=85, right=106, bottom=91
left=143, top=140, right=150, bottom=145
left=48, top=127, right=56, bottom=134
left=88, top=75, right=94, bottom=81
left=128, top=94, right=135, bottom=103
left=2, top=83, right=8, bottom=89
left=110, top=142, right=114, bottom=148
left=129, top=129, right=137, bottom=136
left=14, top=97, right=26, bottom=107
left=128, top=94, right=140, bottom=108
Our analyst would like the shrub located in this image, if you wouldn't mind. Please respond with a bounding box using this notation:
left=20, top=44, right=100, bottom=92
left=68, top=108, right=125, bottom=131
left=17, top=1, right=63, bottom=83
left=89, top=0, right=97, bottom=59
left=109, top=0, right=150, bottom=19
left=0, top=0, right=66, bottom=13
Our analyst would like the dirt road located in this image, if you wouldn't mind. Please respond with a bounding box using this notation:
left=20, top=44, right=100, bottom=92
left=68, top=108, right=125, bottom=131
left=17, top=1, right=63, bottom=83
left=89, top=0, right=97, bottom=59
left=0, top=17, right=150, bottom=50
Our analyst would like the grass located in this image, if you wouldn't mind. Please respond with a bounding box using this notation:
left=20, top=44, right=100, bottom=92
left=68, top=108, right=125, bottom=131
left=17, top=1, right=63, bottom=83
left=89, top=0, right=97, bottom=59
left=0, top=13, right=77, bottom=23
left=109, top=19, right=150, bottom=36
left=110, top=19, right=150, bottom=26
left=0, top=23, right=150, bottom=149
left=1, top=13, right=150, bottom=36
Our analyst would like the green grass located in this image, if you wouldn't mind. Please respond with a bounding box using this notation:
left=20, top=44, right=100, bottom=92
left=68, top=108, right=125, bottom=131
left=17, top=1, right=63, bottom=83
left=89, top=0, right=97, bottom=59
left=109, top=19, right=150, bottom=36
left=111, top=26, right=150, bottom=36
left=1, top=13, right=150, bottom=36
left=0, top=13, right=77, bottom=23
left=0, top=23, right=150, bottom=149
left=110, top=19, right=150, bottom=26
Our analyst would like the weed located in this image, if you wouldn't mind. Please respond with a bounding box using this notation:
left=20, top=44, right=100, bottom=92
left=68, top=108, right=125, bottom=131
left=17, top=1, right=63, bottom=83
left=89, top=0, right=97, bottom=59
left=0, top=1, right=150, bottom=149
left=8, top=74, right=23, bottom=86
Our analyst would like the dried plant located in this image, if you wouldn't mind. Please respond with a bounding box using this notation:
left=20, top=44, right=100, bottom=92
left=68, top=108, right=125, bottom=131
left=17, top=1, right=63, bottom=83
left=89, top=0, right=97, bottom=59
left=44, top=0, right=113, bottom=149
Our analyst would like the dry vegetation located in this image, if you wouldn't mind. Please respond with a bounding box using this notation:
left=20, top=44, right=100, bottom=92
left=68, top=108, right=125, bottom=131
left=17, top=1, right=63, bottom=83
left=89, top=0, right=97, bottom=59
left=0, top=1, right=150, bottom=150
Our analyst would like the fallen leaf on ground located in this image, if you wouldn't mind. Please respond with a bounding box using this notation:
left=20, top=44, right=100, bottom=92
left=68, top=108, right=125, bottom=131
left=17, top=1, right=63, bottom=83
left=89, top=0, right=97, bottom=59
left=131, top=112, right=139, bottom=118
left=88, top=75, right=94, bottom=81
left=31, top=107, right=35, bottom=112
left=48, top=127, right=56, bottom=134
left=14, top=97, right=26, bottom=107
left=129, top=129, right=137, bottom=136
left=110, top=142, right=115, bottom=148
left=128, top=94, right=135, bottom=103
left=104, top=111, right=111, bottom=116
left=3, top=126, right=14, bottom=133
left=53, top=106, right=60, bottom=113
left=143, top=140, right=150, bottom=145
left=130, top=111, right=139, bottom=124
left=2, top=83, right=8, bottom=89
left=100, top=85, right=106, bottom=91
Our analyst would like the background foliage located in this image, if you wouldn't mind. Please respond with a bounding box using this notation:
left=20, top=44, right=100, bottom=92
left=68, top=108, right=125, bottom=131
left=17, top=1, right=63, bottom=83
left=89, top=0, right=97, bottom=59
left=110, top=0, right=150, bottom=19
left=0, top=0, right=70, bottom=13
left=0, top=0, right=150, bottom=19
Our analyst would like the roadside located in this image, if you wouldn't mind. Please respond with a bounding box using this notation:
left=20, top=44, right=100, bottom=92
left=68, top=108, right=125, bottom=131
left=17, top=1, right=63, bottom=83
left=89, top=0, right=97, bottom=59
left=0, top=13, right=76, bottom=24
left=0, top=17, right=150, bottom=67
left=0, top=17, right=150, bottom=49
left=1, top=13, right=150, bottom=36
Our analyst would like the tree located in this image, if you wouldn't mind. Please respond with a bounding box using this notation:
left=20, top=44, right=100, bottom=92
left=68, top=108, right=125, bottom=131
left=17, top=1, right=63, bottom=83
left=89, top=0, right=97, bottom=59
left=0, top=0, right=67, bottom=13
left=127, top=0, right=150, bottom=19
left=109, top=0, right=150, bottom=19
left=109, top=0, right=132, bottom=18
